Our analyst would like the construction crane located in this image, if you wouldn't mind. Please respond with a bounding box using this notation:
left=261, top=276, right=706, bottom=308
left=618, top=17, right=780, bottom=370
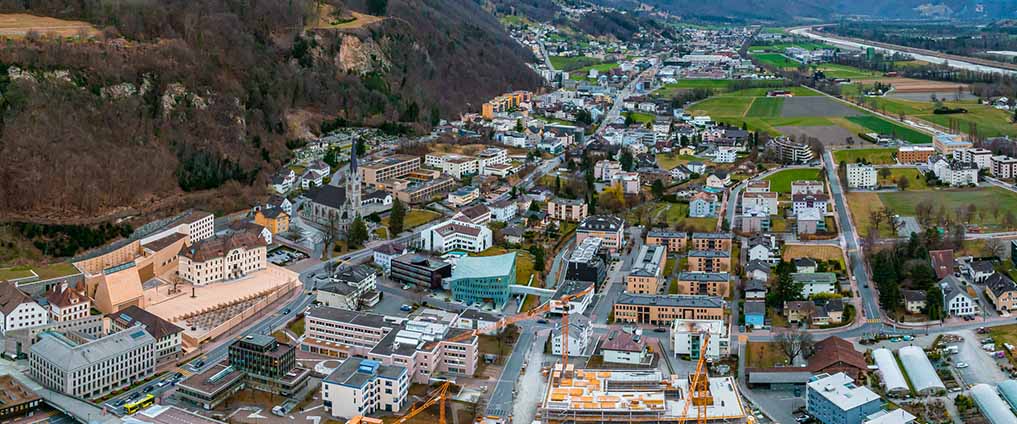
left=678, top=332, right=712, bottom=424
left=345, top=381, right=452, bottom=424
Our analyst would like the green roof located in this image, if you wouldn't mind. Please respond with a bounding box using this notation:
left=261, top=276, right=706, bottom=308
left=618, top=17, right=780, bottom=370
left=453, top=252, right=517, bottom=280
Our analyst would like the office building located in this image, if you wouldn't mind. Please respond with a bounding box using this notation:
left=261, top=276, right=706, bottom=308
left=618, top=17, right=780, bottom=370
left=0, top=375, right=41, bottom=420
left=29, top=328, right=156, bottom=399
left=178, top=232, right=267, bottom=285
left=322, top=358, right=408, bottom=419
left=390, top=254, right=452, bottom=289
left=613, top=294, right=725, bottom=325
left=419, top=217, right=493, bottom=253
left=897, top=145, right=935, bottom=164
left=228, top=334, right=310, bottom=396
left=449, top=253, right=516, bottom=309
left=108, top=305, right=183, bottom=364
left=806, top=373, right=883, bottom=424
left=176, top=363, right=246, bottom=410
left=576, top=215, right=625, bottom=254
left=360, top=155, right=421, bottom=185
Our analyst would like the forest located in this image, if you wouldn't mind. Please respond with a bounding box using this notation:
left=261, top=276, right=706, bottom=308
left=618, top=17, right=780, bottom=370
left=0, top=0, right=540, bottom=225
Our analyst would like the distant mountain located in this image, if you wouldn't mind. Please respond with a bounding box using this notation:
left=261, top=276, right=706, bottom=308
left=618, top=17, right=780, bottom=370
left=633, top=0, right=1017, bottom=22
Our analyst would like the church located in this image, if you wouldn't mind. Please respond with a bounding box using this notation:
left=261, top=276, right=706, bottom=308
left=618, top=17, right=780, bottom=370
left=301, top=144, right=363, bottom=238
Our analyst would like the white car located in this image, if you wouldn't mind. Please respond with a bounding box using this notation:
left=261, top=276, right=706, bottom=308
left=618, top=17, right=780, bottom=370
left=955, top=362, right=969, bottom=369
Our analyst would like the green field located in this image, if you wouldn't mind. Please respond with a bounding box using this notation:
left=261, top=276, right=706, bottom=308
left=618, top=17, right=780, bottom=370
left=656, top=154, right=701, bottom=170
left=845, top=115, right=932, bottom=144
left=878, top=168, right=927, bottom=190
left=0, top=262, right=79, bottom=281
left=833, top=148, right=897, bottom=165
left=652, top=79, right=735, bottom=97
left=626, top=111, right=655, bottom=124
left=689, top=96, right=752, bottom=117
left=865, top=97, right=1017, bottom=138
left=549, top=55, right=602, bottom=71
left=764, top=168, right=822, bottom=193
left=878, top=187, right=1017, bottom=231
left=752, top=53, right=800, bottom=68
left=812, top=63, right=881, bottom=79
left=570, top=62, right=619, bottom=80
left=748, top=42, right=832, bottom=52
left=721, top=86, right=819, bottom=97
left=746, top=97, right=784, bottom=118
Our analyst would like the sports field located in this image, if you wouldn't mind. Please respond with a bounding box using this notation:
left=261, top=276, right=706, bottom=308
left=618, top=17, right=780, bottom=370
left=746, top=97, right=784, bottom=118
left=764, top=168, right=821, bottom=193
left=832, top=148, right=896, bottom=165
left=845, top=116, right=932, bottom=144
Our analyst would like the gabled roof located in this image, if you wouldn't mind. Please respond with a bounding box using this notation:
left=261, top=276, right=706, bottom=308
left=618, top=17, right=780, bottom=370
left=929, top=249, right=956, bottom=279
left=902, top=289, right=927, bottom=302
left=745, top=260, right=771, bottom=273
left=808, top=336, right=866, bottom=374
left=110, top=305, right=183, bottom=339
left=986, top=272, right=1017, bottom=297
left=0, top=282, right=34, bottom=315
left=744, top=279, right=767, bottom=292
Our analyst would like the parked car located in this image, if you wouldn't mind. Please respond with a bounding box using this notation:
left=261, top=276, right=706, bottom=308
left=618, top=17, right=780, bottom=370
left=400, top=304, right=413, bottom=312
left=955, top=362, right=969, bottom=368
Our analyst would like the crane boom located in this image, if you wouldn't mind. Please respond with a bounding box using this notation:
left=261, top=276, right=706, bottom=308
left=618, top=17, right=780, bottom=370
left=678, top=332, right=712, bottom=424
left=392, top=381, right=451, bottom=424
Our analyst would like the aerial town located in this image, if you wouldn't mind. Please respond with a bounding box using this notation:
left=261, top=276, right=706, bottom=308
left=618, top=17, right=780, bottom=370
left=7, top=1, right=1017, bottom=424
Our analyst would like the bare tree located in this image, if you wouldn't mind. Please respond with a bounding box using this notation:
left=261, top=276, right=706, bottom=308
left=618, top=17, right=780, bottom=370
left=775, top=326, right=815, bottom=364
left=869, top=209, right=883, bottom=233
left=896, top=175, right=910, bottom=191
left=985, top=238, right=1007, bottom=259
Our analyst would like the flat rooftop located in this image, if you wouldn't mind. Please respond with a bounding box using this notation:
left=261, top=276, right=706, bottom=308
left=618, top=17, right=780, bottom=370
left=541, top=368, right=746, bottom=421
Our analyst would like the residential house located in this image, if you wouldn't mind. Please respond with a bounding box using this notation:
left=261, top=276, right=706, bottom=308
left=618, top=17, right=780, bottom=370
left=743, top=192, right=778, bottom=215
left=600, top=331, right=651, bottom=365
left=254, top=207, right=289, bottom=235
left=488, top=200, right=517, bottom=222
left=747, top=236, right=775, bottom=263
left=901, top=289, right=927, bottom=314
left=689, top=192, right=720, bottom=218
left=744, top=279, right=767, bottom=300
left=792, top=194, right=829, bottom=214
left=965, top=260, right=996, bottom=283
left=985, top=272, right=1017, bottom=312
left=316, top=265, right=380, bottom=311
left=745, top=260, right=771, bottom=282
left=930, top=249, right=956, bottom=280
left=459, top=204, right=492, bottom=226
left=744, top=301, right=766, bottom=329
left=741, top=207, right=771, bottom=233
left=0, top=283, right=49, bottom=336
left=271, top=169, right=297, bottom=194
left=45, top=282, right=89, bottom=322
left=686, top=162, right=706, bottom=175
left=706, top=171, right=730, bottom=189
left=793, top=272, right=837, bottom=297
left=794, top=258, right=818, bottom=273
left=940, top=275, right=978, bottom=317
left=806, top=373, right=883, bottom=424
left=671, top=319, right=729, bottom=360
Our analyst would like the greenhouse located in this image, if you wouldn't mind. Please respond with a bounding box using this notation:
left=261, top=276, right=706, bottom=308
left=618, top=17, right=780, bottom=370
left=872, top=348, right=909, bottom=395
left=971, top=384, right=1017, bottom=424
left=998, top=379, right=1017, bottom=411
left=897, top=346, right=945, bottom=395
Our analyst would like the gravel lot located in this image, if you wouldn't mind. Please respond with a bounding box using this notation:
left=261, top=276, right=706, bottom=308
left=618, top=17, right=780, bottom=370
left=776, top=125, right=857, bottom=146
left=780, top=96, right=863, bottom=118
left=952, top=329, right=1008, bottom=386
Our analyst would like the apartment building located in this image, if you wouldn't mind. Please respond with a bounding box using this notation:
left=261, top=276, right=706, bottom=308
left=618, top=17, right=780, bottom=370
left=792, top=194, right=829, bottom=214
left=108, top=305, right=183, bottom=364
left=477, top=147, right=509, bottom=170
left=646, top=230, right=687, bottom=253
left=742, top=191, right=778, bottom=214
left=29, top=328, right=156, bottom=399
left=671, top=319, right=730, bottom=360
left=771, top=137, right=814, bottom=163
left=360, top=155, right=421, bottom=185
left=576, top=215, right=626, bottom=254
left=481, top=91, right=531, bottom=119
left=322, top=358, right=408, bottom=419
left=178, top=232, right=267, bottom=285
left=790, top=180, right=824, bottom=196
left=675, top=272, right=731, bottom=297
left=846, top=163, right=877, bottom=189
left=425, top=153, right=480, bottom=179
left=933, top=133, right=973, bottom=155
left=689, top=232, right=733, bottom=252
left=897, top=145, right=935, bottom=164
left=625, top=245, right=667, bottom=294
left=0, top=282, right=48, bottom=336
left=687, top=250, right=731, bottom=273
left=613, top=294, right=725, bottom=325
left=138, top=209, right=215, bottom=245
left=956, top=147, right=993, bottom=169
left=547, top=197, right=589, bottom=222
left=932, top=160, right=978, bottom=186
left=387, top=173, right=456, bottom=204
left=992, top=155, right=1017, bottom=179
left=302, top=307, right=479, bottom=384
left=806, top=373, right=883, bottom=424
left=745, top=180, right=770, bottom=193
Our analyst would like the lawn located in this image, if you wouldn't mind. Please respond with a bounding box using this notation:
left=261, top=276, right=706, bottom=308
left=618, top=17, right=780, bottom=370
left=832, top=148, right=897, bottom=165
left=751, top=53, right=801, bottom=68
left=688, top=96, right=752, bottom=117
left=764, top=168, right=822, bottom=193
left=0, top=262, right=79, bottom=281
left=845, top=115, right=932, bottom=144
left=783, top=244, right=845, bottom=270
left=473, top=247, right=538, bottom=286
left=745, top=341, right=789, bottom=368
left=653, top=79, right=735, bottom=97
left=878, top=187, right=1017, bottom=231
left=626, top=111, right=655, bottom=124
left=877, top=168, right=927, bottom=190
left=0, top=266, right=34, bottom=281
left=812, top=63, right=881, bottom=79
left=746, top=97, right=784, bottom=118
left=548, top=55, right=599, bottom=71
left=650, top=203, right=718, bottom=231
left=989, top=324, right=1017, bottom=367
left=570, top=62, right=619, bottom=80
left=655, top=153, right=701, bottom=170
left=382, top=209, right=441, bottom=230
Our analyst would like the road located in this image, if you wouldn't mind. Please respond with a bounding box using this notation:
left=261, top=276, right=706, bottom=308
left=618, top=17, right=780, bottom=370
left=594, top=62, right=660, bottom=138
left=823, top=151, right=881, bottom=323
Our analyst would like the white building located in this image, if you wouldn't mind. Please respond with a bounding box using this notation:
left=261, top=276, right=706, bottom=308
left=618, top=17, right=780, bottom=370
left=29, top=327, right=156, bottom=399
left=933, top=159, right=978, bottom=187
left=671, top=319, right=730, bottom=361
left=600, top=332, right=650, bottom=365
left=45, top=282, right=90, bottom=322
left=742, top=192, right=778, bottom=215
left=139, top=210, right=215, bottom=245
left=551, top=315, right=592, bottom=357
left=941, top=275, right=978, bottom=317
left=0, top=283, right=48, bottom=336
left=316, top=265, right=380, bottom=310
left=956, top=148, right=993, bottom=169
left=425, top=153, right=480, bottom=179
left=487, top=200, right=517, bottom=222
left=178, top=232, right=268, bottom=285
left=792, top=194, right=829, bottom=215
left=108, top=305, right=183, bottom=365
left=322, top=357, right=408, bottom=419
left=549, top=280, right=595, bottom=316
left=790, top=180, right=824, bottom=196
left=373, top=242, right=407, bottom=272
left=992, top=155, right=1017, bottom=179
left=715, top=147, right=737, bottom=163
left=419, top=217, right=493, bottom=253
left=846, top=163, right=877, bottom=189
left=747, top=242, right=773, bottom=263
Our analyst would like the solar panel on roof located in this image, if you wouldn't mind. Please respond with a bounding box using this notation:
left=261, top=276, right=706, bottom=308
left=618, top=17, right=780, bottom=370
left=119, top=313, right=134, bottom=322
left=130, top=330, right=147, bottom=339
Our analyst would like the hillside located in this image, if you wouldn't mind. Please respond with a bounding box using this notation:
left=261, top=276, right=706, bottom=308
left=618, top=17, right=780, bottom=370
left=632, top=0, right=1017, bottom=22
left=0, top=0, right=539, bottom=224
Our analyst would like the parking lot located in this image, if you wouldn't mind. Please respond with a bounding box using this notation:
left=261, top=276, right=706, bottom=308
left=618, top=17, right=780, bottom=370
left=951, top=330, right=1008, bottom=386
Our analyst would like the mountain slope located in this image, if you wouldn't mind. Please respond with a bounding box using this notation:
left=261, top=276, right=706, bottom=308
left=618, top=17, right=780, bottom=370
left=636, top=0, right=1017, bottom=22
left=0, top=0, right=540, bottom=223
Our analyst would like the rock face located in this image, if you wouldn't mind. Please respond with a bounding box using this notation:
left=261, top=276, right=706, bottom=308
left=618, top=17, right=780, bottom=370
left=335, top=34, right=388, bottom=74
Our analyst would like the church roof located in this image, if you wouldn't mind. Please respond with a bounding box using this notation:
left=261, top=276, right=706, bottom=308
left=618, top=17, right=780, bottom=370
left=307, top=185, right=348, bottom=209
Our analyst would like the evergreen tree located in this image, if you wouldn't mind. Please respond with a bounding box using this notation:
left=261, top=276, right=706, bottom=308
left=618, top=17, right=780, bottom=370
left=620, top=150, right=635, bottom=171
left=555, top=175, right=562, bottom=194
left=925, top=285, right=945, bottom=320
left=348, top=217, right=369, bottom=248
left=651, top=179, right=665, bottom=200
left=389, top=197, right=406, bottom=235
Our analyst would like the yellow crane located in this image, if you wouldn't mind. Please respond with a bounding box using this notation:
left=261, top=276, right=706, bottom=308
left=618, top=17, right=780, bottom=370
left=345, top=381, right=452, bottom=424
left=678, top=332, right=713, bottom=424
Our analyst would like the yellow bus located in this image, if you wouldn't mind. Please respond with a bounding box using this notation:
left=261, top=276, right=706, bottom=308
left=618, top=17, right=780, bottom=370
left=124, top=394, right=155, bottom=414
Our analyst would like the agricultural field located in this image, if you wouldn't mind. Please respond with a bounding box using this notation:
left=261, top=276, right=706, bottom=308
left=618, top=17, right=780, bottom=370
left=748, top=42, right=832, bottom=52
left=811, top=63, right=881, bottom=79
left=688, top=96, right=752, bottom=117
left=764, top=168, right=822, bottom=193
left=0, top=13, right=99, bottom=37
left=832, top=148, right=897, bottom=165
left=549, top=55, right=602, bottom=71
left=780, top=96, right=862, bottom=118
left=845, top=115, right=932, bottom=144
left=751, top=53, right=800, bottom=68
left=746, top=97, right=784, bottom=118
left=723, top=86, right=819, bottom=97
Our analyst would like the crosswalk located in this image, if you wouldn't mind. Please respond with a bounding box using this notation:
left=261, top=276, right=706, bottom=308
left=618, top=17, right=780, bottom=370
left=866, top=318, right=881, bottom=324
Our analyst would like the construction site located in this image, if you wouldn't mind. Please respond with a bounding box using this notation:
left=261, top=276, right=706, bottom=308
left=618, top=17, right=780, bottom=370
left=537, top=364, right=747, bottom=423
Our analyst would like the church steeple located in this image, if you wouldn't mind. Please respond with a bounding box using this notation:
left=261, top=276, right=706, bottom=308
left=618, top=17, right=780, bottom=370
left=349, top=138, right=359, bottom=174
